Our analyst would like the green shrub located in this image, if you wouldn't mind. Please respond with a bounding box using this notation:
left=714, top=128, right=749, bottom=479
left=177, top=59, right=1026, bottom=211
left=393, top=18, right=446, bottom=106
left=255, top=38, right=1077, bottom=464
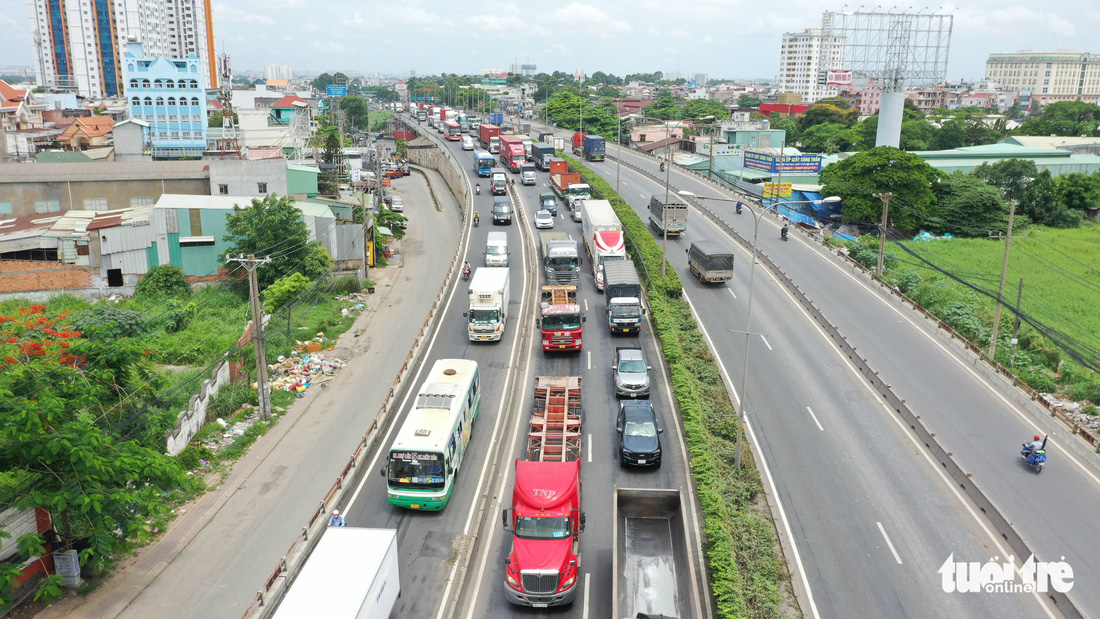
left=66, top=305, right=147, bottom=340
left=135, top=265, right=191, bottom=301
left=163, top=301, right=196, bottom=333
left=940, top=301, right=985, bottom=342
left=1082, top=404, right=1099, bottom=417
left=1020, top=368, right=1058, bottom=393
left=176, top=444, right=214, bottom=470
left=895, top=271, right=922, bottom=294
left=264, top=272, right=311, bottom=313
left=1067, top=381, right=1100, bottom=406
left=331, top=276, right=363, bottom=295
left=206, top=381, right=257, bottom=420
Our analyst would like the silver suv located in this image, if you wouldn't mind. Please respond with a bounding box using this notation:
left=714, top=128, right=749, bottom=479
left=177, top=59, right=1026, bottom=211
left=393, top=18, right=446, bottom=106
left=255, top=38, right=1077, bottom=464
left=612, top=347, right=651, bottom=398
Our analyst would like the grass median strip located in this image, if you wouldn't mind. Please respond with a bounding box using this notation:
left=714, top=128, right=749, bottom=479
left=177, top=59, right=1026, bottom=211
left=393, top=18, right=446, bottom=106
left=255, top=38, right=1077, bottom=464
left=564, top=155, right=787, bottom=618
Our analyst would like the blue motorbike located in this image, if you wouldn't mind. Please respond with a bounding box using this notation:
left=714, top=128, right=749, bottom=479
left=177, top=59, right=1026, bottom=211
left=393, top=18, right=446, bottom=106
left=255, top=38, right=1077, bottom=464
left=1021, top=442, right=1047, bottom=474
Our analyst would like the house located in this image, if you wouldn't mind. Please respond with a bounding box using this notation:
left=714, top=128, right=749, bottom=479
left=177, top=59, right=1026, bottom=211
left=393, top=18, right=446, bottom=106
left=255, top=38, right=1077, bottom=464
left=1, top=80, right=55, bottom=161
left=57, top=116, right=115, bottom=151
left=121, top=42, right=208, bottom=160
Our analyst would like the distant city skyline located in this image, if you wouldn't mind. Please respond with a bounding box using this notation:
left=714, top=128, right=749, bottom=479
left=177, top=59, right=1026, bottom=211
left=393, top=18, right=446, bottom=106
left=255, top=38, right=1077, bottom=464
left=2, top=0, right=1098, bottom=83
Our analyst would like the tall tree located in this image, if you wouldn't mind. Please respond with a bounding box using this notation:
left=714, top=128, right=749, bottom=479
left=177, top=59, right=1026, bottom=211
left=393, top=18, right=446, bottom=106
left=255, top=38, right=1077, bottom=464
left=818, top=146, right=941, bottom=229
left=973, top=158, right=1038, bottom=203
left=220, top=194, right=331, bottom=289
left=1055, top=172, right=1100, bottom=211
left=797, top=103, right=859, bottom=131
left=736, top=94, right=762, bottom=108
left=1018, top=169, right=1083, bottom=227
left=933, top=172, right=1009, bottom=236
left=799, top=122, right=853, bottom=153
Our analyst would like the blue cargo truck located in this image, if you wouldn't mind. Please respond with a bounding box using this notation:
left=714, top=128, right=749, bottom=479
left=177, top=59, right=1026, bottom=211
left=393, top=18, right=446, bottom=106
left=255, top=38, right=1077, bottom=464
left=582, top=135, right=606, bottom=162
left=531, top=142, right=557, bottom=171
left=490, top=112, right=504, bottom=125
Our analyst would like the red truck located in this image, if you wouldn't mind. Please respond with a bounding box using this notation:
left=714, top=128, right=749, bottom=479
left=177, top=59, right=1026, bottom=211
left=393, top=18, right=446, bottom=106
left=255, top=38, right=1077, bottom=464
left=503, top=376, right=584, bottom=608
left=479, top=123, right=501, bottom=154
left=540, top=286, right=584, bottom=351
left=571, top=132, right=586, bottom=156
left=499, top=134, right=526, bottom=172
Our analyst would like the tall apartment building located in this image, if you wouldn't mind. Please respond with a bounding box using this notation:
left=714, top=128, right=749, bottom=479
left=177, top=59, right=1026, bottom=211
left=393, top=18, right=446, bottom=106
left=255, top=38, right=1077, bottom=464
left=985, top=51, right=1100, bottom=107
left=778, top=28, right=845, bottom=103
left=122, top=42, right=208, bottom=160
left=265, top=65, right=293, bottom=81
left=26, top=0, right=217, bottom=98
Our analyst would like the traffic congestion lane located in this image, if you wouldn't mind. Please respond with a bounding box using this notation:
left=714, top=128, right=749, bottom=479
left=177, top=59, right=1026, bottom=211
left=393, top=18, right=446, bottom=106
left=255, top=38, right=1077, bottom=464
left=570, top=144, right=1049, bottom=617
left=426, top=123, right=707, bottom=619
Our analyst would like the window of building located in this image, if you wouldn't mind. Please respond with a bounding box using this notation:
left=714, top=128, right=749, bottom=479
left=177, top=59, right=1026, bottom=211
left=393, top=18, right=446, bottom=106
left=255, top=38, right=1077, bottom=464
left=179, top=236, right=215, bottom=247
left=144, top=97, right=153, bottom=105
left=0, top=201, right=11, bottom=215
left=191, top=97, right=200, bottom=106
left=218, top=184, right=229, bottom=195
left=34, top=200, right=61, bottom=214
left=167, top=97, right=176, bottom=106
left=130, top=197, right=155, bottom=207
left=83, top=198, right=109, bottom=211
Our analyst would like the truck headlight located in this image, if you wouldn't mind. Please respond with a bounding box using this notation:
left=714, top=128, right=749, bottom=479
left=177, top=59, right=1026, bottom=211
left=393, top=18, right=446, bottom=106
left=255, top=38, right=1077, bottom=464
left=560, top=574, right=576, bottom=590
left=507, top=573, right=520, bottom=589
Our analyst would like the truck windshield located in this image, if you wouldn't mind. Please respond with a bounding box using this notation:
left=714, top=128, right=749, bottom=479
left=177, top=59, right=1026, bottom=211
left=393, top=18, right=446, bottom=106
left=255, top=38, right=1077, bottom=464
left=487, top=246, right=507, bottom=255
left=515, top=516, right=571, bottom=540
left=468, top=309, right=501, bottom=324
left=387, top=452, right=446, bottom=489
left=611, top=305, right=641, bottom=318
left=542, top=314, right=581, bottom=330
left=547, top=257, right=578, bottom=270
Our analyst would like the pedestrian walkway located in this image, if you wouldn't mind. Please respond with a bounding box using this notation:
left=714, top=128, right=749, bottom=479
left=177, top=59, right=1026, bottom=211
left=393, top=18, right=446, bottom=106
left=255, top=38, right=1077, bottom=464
left=32, top=170, right=460, bottom=619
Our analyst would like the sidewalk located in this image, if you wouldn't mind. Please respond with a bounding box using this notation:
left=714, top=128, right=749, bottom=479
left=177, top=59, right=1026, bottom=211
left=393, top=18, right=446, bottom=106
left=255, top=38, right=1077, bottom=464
left=31, top=172, right=458, bottom=619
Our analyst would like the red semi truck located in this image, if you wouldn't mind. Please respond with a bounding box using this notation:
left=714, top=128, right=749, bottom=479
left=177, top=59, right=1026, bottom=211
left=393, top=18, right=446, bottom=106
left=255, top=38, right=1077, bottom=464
left=503, top=376, right=585, bottom=608
left=499, top=134, right=526, bottom=172
left=479, top=123, right=501, bottom=154
left=539, top=285, right=584, bottom=351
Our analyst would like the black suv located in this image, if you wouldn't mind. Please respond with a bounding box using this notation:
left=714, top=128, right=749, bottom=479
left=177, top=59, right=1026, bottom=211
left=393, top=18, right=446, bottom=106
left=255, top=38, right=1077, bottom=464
left=616, top=400, right=662, bottom=467
left=492, top=196, right=513, bottom=225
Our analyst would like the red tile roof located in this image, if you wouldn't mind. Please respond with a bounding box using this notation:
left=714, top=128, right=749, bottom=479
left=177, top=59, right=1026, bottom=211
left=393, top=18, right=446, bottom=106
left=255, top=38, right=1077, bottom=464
left=0, top=79, right=29, bottom=110
left=272, top=95, right=307, bottom=108
left=207, top=99, right=224, bottom=110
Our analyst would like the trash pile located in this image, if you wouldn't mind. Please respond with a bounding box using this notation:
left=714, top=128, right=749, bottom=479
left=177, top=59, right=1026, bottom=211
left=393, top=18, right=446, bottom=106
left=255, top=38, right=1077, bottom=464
left=1043, top=393, right=1100, bottom=430
left=336, top=292, right=371, bottom=316
left=201, top=409, right=263, bottom=453
left=912, top=231, right=955, bottom=242
left=270, top=352, right=348, bottom=395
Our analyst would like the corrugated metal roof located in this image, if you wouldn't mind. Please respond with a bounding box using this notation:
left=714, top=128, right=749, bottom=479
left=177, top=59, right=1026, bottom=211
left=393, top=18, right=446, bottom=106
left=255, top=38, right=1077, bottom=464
left=154, top=194, right=260, bottom=210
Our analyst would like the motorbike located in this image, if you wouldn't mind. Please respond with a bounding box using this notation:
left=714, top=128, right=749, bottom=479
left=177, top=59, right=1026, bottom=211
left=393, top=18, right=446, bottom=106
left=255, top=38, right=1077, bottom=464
left=780, top=228, right=789, bottom=241
left=475, top=184, right=481, bottom=195
left=736, top=202, right=743, bottom=215
left=1021, top=438, right=1047, bottom=473
left=473, top=213, right=480, bottom=228
left=462, top=266, right=471, bottom=281
left=659, top=162, right=666, bottom=172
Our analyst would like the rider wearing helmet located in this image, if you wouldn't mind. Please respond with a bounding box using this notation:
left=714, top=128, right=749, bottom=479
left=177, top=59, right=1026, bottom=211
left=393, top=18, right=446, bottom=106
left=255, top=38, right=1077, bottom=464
left=1025, top=435, right=1043, bottom=454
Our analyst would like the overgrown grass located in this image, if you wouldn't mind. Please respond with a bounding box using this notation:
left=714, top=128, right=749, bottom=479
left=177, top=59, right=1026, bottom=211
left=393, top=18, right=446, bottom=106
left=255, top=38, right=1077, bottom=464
left=567, top=155, right=786, bottom=618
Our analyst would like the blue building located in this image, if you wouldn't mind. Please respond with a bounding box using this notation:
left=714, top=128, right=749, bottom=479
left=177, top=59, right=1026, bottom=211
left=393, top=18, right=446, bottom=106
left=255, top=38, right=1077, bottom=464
left=122, top=42, right=207, bottom=160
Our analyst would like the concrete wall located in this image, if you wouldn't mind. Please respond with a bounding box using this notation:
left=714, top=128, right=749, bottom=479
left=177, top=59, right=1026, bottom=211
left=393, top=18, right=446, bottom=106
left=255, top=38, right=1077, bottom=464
left=114, top=122, right=148, bottom=162
left=208, top=159, right=288, bottom=197
left=406, top=139, right=464, bottom=203
left=165, top=357, right=232, bottom=456
left=0, top=178, right=208, bottom=218
left=0, top=260, right=101, bottom=295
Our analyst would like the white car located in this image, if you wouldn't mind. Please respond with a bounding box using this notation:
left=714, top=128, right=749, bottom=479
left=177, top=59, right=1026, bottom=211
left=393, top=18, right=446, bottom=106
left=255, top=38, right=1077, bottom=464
left=534, top=210, right=555, bottom=229
left=461, top=136, right=475, bottom=150
left=389, top=196, right=404, bottom=213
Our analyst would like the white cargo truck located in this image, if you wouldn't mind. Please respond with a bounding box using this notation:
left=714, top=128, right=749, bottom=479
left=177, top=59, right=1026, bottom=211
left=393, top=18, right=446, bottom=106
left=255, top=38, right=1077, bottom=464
left=272, top=527, right=399, bottom=619
left=464, top=267, right=510, bottom=342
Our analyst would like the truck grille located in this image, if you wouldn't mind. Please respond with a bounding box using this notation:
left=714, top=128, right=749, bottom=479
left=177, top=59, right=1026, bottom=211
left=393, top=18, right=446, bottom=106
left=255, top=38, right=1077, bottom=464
left=521, top=570, right=559, bottom=594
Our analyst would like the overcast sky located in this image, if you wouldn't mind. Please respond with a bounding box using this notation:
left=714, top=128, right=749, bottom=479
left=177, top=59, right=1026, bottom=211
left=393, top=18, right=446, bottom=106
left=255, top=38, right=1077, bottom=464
left=3, top=1, right=1099, bottom=81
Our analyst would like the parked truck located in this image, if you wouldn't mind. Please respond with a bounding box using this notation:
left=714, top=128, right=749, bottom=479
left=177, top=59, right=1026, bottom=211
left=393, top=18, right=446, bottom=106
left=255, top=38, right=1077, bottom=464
left=539, top=285, right=584, bottom=351
left=581, top=135, right=606, bottom=162
left=499, top=134, right=526, bottom=172
left=464, top=267, right=510, bottom=341
left=479, top=123, right=501, bottom=154
left=550, top=172, right=591, bottom=219
left=687, top=241, right=734, bottom=284
left=612, top=488, right=700, bottom=619
left=649, top=195, right=688, bottom=236
left=272, top=527, right=399, bottom=619
left=539, top=232, right=579, bottom=285
left=531, top=142, right=556, bottom=171
left=503, top=377, right=585, bottom=607
left=580, top=199, right=627, bottom=290
left=603, top=260, right=644, bottom=334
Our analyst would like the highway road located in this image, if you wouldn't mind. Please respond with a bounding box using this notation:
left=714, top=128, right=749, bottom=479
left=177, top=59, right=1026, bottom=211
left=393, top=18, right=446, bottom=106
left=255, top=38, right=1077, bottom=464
left=346, top=117, right=709, bottom=619
left=519, top=120, right=1062, bottom=617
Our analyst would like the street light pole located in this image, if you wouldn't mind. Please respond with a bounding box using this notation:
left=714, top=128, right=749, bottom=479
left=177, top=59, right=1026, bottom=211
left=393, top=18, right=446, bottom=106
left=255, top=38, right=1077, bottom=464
left=662, top=118, right=671, bottom=277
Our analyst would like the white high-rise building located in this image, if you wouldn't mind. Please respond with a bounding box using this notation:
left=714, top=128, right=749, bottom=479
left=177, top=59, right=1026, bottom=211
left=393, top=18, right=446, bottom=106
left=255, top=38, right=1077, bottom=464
left=265, top=65, right=294, bottom=81
left=26, top=0, right=217, bottom=98
left=778, top=28, right=845, bottom=103
left=986, top=51, right=1100, bottom=107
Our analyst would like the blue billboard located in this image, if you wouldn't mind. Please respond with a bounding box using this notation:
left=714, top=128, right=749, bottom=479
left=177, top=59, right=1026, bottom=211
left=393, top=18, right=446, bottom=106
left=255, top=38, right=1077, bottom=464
left=326, top=85, right=348, bottom=97
left=744, top=151, right=822, bottom=174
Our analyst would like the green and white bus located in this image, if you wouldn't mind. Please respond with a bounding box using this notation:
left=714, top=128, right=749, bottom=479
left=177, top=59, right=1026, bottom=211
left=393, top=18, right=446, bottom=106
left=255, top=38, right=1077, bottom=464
left=383, top=359, right=481, bottom=510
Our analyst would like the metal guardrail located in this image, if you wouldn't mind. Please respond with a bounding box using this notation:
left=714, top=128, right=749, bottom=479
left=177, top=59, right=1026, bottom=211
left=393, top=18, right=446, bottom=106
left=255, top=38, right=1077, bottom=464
left=242, top=116, right=471, bottom=619
left=607, top=149, right=1084, bottom=618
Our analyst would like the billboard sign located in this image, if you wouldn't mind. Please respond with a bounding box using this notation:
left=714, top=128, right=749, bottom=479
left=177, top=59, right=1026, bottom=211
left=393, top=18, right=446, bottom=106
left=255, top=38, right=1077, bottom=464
left=326, top=85, right=348, bottom=97
left=744, top=150, right=822, bottom=174
left=826, top=70, right=853, bottom=86
left=763, top=183, right=793, bottom=198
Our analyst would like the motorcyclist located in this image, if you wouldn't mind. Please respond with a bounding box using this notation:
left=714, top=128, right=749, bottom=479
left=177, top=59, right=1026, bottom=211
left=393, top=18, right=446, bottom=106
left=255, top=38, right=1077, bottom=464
left=463, top=261, right=471, bottom=280
left=781, top=224, right=790, bottom=239
left=473, top=211, right=480, bottom=226
left=1023, top=435, right=1043, bottom=456
left=659, top=161, right=666, bottom=172
left=475, top=183, right=481, bottom=195
left=735, top=202, right=743, bottom=214
left=328, top=509, right=346, bottom=527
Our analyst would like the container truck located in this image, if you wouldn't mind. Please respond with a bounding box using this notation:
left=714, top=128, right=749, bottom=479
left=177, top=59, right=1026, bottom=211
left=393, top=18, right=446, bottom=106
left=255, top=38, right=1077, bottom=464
left=539, top=286, right=584, bottom=351
left=499, top=134, right=526, bottom=172
left=687, top=241, right=734, bottom=284
left=612, top=488, right=700, bottom=619
left=603, top=260, right=644, bottom=334
left=580, top=199, right=626, bottom=290
left=571, top=132, right=586, bottom=157
left=539, top=232, right=580, bottom=285
left=581, top=135, right=606, bottom=161
left=479, top=123, right=501, bottom=153
left=531, top=142, right=556, bottom=171
left=464, top=267, right=510, bottom=341
left=272, top=527, right=399, bottom=619
left=538, top=131, right=555, bottom=143
left=515, top=134, right=534, bottom=160
left=416, top=109, right=427, bottom=122
left=552, top=136, right=566, bottom=153
left=649, top=195, right=689, bottom=236
left=548, top=158, right=568, bottom=175
left=503, top=376, right=585, bottom=607
left=549, top=172, right=591, bottom=217
left=490, top=112, right=504, bottom=125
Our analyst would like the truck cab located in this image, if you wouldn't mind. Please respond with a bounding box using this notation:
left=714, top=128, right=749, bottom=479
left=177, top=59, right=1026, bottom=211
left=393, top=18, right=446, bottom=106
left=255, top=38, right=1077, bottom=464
left=539, top=192, right=557, bottom=215
left=539, top=286, right=584, bottom=351
left=521, top=163, right=537, bottom=185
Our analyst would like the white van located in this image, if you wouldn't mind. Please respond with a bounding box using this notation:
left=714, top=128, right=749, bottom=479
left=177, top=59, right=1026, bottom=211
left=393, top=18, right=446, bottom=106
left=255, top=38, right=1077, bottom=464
left=461, top=135, right=475, bottom=150
left=484, top=231, right=509, bottom=267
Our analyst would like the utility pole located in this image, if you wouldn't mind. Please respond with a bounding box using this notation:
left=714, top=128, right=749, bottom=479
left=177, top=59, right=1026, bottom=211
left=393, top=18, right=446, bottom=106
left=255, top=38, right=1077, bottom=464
left=872, top=192, right=894, bottom=277
left=989, top=200, right=1018, bottom=361
left=1010, top=278, right=1024, bottom=368
left=229, top=254, right=273, bottom=418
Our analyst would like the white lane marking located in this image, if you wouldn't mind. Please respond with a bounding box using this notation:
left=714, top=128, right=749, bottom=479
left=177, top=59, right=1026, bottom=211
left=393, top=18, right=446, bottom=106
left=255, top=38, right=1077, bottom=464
left=587, top=434, right=592, bottom=463
left=587, top=350, right=592, bottom=370
left=877, top=522, right=903, bottom=564
left=583, top=573, right=591, bottom=619
left=760, top=335, right=773, bottom=350
left=638, top=193, right=646, bottom=199
left=683, top=292, right=818, bottom=618
left=728, top=289, right=737, bottom=300
left=584, top=298, right=589, bottom=312
left=806, top=407, right=824, bottom=432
